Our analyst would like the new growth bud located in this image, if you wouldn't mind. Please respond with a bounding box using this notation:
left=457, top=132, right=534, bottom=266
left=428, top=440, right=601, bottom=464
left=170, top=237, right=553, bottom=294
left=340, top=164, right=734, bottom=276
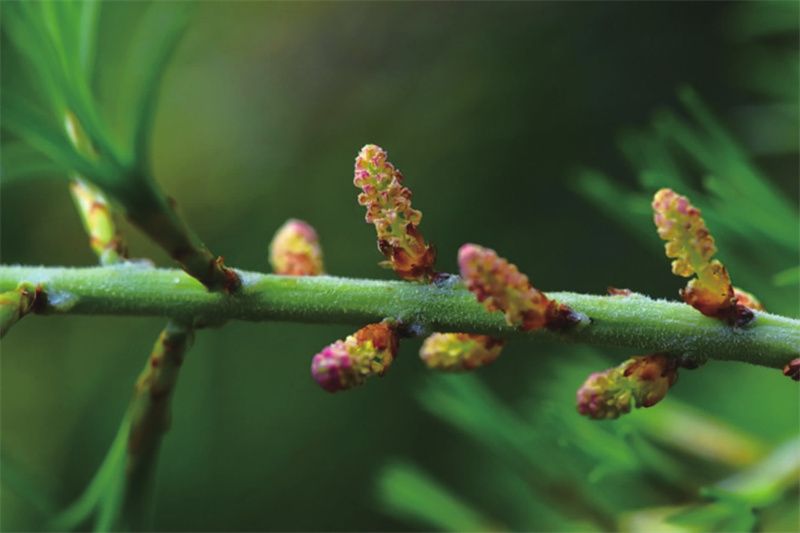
left=652, top=188, right=756, bottom=325
left=311, top=322, right=399, bottom=393
left=354, top=145, right=436, bottom=281
left=457, top=243, right=580, bottom=331
left=420, top=333, right=504, bottom=371
left=576, top=354, right=678, bottom=420
left=269, top=219, right=325, bottom=276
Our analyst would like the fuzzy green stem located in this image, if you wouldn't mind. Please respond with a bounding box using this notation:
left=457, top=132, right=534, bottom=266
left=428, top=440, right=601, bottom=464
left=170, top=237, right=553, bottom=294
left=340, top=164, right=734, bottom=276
left=1, top=265, right=797, bottom=369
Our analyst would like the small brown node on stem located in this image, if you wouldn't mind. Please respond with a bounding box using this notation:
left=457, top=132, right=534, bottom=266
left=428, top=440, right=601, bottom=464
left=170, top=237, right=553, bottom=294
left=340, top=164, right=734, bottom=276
left=211, top=256, right=242, bottom=293
left=783, top=359, right=800, bottom=382
left=607, top=287, right=633, bottom=296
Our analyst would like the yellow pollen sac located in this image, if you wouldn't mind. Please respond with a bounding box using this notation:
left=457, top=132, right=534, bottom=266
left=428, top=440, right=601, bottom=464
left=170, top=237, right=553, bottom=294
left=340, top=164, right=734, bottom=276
left=420, top=333, right=504, bottom=371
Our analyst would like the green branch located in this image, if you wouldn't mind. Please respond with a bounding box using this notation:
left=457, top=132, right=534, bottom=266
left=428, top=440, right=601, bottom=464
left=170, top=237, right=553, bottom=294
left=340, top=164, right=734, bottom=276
left=1, top=265, right=797, bottom=369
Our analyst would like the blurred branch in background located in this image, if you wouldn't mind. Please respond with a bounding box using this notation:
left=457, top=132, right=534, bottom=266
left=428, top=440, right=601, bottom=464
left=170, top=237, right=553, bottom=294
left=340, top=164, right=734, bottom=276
left=379, top=357, right=799, bottom=532
left=622, top=436, right=800, bottom=533
left=44, top=118, right=196, bottom=530
left=50, top=321, right=193, bottom=532
left=378, top=463, right=496, bottom=532
left=728, top=1, right=799, bottom=156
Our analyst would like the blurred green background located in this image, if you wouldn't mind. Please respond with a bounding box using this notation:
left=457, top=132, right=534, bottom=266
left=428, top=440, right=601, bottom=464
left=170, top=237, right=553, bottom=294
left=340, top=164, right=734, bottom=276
left=1, top=2, right=798, bottom=531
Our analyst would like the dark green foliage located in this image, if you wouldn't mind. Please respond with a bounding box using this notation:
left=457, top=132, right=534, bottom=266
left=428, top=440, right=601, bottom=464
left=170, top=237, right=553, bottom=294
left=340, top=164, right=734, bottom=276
left=1, top=2, right=797, bottom=531
left=0, top=1, right=189, bottom=197
left=378, top=7, right=799, bottom=528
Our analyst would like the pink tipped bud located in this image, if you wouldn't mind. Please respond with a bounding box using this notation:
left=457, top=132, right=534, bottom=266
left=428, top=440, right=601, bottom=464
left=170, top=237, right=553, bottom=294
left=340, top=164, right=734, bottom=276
left=354, top=145, right=436, bottom=281
left=420, top=333, right=503, bottom=371
left=576, top=369, right=633, bottom=420
left=269, top=219, right=325, bottom=276
left=311, top=341, right=360, bottom=393
left=577, top=354, right=678, bottom=420
left=311, top=322, right=399, bottom=393
left=457, top=243, right=579, bottom=331
left=652, top=188, right=717, bottom=277
left=652, top=188, right=755, bottom=325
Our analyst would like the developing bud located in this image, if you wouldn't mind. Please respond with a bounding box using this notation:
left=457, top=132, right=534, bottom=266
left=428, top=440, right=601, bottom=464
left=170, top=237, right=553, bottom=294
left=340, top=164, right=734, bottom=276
left=457, top=243, right=580, bottom=331
left=269, top=219, right=325, bottom=276
left=420, top=333, right=504, bottom=371
left=354, top=144, right=436, bottom=281
left=652, top=188, right=756, bottom=325
left=311, top=322, right=399, bottom=393
left=577, top=354, right=678, bottom=420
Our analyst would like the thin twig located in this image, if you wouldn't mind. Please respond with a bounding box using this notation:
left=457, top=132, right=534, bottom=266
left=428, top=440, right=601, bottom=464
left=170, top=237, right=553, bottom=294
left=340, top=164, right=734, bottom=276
left=1, top=265, right=797, bottom=369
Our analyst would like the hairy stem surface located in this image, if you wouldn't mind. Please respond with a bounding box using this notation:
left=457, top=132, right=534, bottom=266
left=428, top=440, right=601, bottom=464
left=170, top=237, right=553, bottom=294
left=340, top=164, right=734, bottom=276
left=1, top=265, right=797, bottom=368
